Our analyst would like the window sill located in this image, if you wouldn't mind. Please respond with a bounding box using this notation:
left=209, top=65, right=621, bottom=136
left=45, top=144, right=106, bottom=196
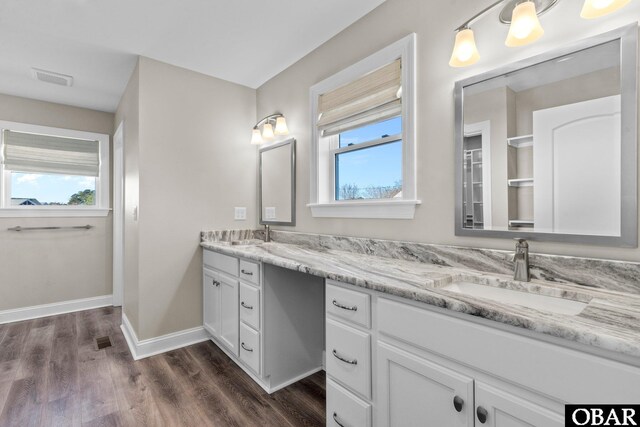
left=0, top=208, right=111, bottom=218
left=308, top=199, right=421, bottom=219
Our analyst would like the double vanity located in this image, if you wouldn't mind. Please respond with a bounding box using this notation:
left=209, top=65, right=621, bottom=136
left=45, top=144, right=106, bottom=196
left=201, top=230, right=640, bottom=427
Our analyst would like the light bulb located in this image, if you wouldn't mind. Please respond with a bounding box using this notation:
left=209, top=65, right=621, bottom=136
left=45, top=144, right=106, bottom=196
left=262, top=123, right=274, bottom=139
left=505, top=1, right=544, bottom=47
left=449, top=28, right=481, bottom=68
left=251, top=129, right=263, bottom=145
left=274, top=117, right=289, bottom=135
left=581, top=0, right=630, bottom=18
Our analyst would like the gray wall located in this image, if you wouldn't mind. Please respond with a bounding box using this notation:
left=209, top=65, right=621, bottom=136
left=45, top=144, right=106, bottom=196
left=256, top=0, right=640, bottom=262
left=116, top=57, right=257, bottom=340
left=0, top=93, right=114, bottom=310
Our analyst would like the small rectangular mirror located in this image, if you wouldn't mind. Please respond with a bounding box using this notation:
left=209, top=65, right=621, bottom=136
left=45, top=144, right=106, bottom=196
left=260, top=138, right=296, bottom=226
left=454, top=25, right=637, bottom=247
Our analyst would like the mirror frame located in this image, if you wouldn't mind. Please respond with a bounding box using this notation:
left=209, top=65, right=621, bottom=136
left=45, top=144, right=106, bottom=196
left=454, top=24, right=638, bottom=247
left=259, top=138, right=296, bottom=226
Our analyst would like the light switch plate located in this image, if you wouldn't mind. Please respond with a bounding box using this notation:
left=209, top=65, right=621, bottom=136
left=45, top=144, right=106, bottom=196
left=234, top=207, right=246, bottom=220
left=265, top=207, right=276, bottom=220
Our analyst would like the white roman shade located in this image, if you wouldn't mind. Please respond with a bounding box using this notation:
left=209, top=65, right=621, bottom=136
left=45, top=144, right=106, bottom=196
left=318, top=59, right=402, bottom=137
left=2, top=130, right=100, bottom=177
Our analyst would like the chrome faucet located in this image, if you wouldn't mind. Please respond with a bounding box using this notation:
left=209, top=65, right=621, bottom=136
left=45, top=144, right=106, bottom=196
left=264, top=224, right=271, bottom=242
left=513, top=238, right=530, bottom=282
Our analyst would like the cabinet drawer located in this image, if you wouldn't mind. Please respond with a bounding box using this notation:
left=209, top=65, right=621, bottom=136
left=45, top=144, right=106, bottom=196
left=327, top=378, right=371, bottom=427
left=239, top=323, right=260, bottom=375
left=203, top=250, right=238, bottom=277
left=326, top=318, right=371, bottom=399
left=240, top=283, right=260, bottom=330
left=239, top=260, right=260, bottom=285
left=326, top=282, right=371, bottom=329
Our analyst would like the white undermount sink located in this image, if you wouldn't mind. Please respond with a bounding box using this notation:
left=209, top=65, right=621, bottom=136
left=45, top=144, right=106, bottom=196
left=443, top=282, right=588, bottom=315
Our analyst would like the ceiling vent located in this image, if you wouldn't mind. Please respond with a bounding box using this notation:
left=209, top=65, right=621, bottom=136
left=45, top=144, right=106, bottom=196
left=31, top=68, right=74, bottom=87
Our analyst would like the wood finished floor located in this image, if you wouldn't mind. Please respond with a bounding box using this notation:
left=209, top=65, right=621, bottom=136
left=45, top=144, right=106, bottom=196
left=0, top=307, right=326, bottom=427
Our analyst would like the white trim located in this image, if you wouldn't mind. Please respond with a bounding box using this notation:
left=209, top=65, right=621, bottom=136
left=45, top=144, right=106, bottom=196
left=120, top=313, right=209, bottom=360
left=112, top=122, right=124, bottom=307
left=0, top=294, right=113, bottom=324
left=270, top=366, right=323, bottom=393
left=464, top=121, right=492, bottom=227
left=309, top=34, right=417, bottom=217
left=308, top=199, right=421, bottom=219
left=0, top=120, right=110, bottom=216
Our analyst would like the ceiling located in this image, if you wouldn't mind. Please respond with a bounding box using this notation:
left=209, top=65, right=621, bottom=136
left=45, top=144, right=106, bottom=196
left=0, top=0, right=386, bottom=112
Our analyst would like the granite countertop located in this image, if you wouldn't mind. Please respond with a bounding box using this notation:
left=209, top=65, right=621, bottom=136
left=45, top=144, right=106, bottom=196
left=200, top=240, right=640, bottom=359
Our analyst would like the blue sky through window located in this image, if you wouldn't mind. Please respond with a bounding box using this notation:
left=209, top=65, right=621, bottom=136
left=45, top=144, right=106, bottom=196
left=11, top=172, right=96, bottom=205
left=336, top=117, right=402, bottom=200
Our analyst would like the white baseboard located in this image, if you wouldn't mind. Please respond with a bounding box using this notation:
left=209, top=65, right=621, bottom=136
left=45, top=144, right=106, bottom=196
left=0, top=294, right=113, bottom=325
left=121, top=313, right=209, bottom=360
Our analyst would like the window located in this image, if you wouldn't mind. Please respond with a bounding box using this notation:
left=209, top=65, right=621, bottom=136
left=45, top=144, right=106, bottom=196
left=309, top=34, right=419, bottom=219
left=0, top=121, right=110, bottom=217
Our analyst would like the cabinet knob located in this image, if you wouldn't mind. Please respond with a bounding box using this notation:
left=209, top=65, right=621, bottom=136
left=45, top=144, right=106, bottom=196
left=453, top=395, right=464, bottom=412
left=476, top=406, right=488, bottom=424
left=212, top=279, right=220, bottom=287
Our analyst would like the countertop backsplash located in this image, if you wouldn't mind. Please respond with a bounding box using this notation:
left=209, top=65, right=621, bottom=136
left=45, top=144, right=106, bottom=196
left=201, top=229, right=640, bottom=295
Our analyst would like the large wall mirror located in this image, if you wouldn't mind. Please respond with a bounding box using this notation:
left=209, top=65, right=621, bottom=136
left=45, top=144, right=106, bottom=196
left=454, top=25, right=637, bottom=247
left=260, top=138, right=296, bottom=226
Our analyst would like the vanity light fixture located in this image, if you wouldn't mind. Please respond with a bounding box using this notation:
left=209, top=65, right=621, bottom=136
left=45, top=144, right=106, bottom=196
left=250, top=113, right=289, bottom=145
left=450, top=0, right=590, bottom=67
left=504, top=1, right=545, bottom=47
left=581, top=0, right=631, bottom=19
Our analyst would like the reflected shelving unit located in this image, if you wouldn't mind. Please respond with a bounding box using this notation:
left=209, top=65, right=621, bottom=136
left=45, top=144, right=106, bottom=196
left=507, top=135, right=534, bottom=230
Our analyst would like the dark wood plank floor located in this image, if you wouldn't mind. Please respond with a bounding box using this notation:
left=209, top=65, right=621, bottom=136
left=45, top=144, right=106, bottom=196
left=0, top=307, right=326, bottom=427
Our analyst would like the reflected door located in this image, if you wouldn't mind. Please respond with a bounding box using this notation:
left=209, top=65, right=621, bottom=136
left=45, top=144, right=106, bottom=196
left=533, top=95, right=621, bottom=235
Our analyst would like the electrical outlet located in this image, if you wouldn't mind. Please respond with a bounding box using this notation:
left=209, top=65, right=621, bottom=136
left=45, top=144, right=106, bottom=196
left=234, top=207, right=246, bottom=220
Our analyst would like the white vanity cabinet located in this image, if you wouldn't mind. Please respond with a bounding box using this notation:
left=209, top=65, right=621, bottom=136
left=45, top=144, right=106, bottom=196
left=324, top=279, right=640, bottom=427
left=203, top=248, right=325, bottom=394
left=325, top=282, right=373, bottom=427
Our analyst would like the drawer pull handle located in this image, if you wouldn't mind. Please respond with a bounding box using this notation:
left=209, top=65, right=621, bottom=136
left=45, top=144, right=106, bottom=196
left=453, top=395, right=464, bottom=412
left=332, top=412, right=346, bottom=427
left=332, top=349, right=357, bottom=365
left=332, top=299, right=357, bottom=312
left=241, top=269, right=254, bottom=276
left=241, top=342, right=253, bottom=352
left=241, top=301, right=253, bottom=310
left=476, top=406, right=488, bottom=424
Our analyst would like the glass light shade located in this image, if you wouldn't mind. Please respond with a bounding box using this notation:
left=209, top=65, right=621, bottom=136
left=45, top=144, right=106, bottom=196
left=580, top=0, right=630, bottom=18
left=505, top=1, right=545, bottom=47
left=262, top=123, right=275, bottom=139
left=274, top=116, right=289, bottom=135
left=449, top=28, right=481, bottom=67
left=251, top=128, right=263, bottom=145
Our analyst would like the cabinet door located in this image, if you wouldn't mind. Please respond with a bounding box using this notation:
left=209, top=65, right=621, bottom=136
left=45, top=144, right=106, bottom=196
left=377, top=342, right=474, bottom=427
left=203, top=268, right=220, bottom=338
left=219, top=273, right=239, bottom=357
left=474, top=382, right=563, bottom=427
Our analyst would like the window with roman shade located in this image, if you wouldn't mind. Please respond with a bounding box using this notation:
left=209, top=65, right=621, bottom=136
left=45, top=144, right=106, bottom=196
left=309, top=34, right=419, bottom=219
left=317, top=59, right=402, bottom=137
left=3, top=130, right=100, bottom=177
left=0, top=121, right=110, bottom=217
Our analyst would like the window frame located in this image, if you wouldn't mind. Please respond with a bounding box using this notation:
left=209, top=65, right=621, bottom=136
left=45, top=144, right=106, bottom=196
left=0, top=120, right=110, bottom=217
left=332, top=132, right=402, bottom=201
left=308, top=33, right=419, bottom=219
